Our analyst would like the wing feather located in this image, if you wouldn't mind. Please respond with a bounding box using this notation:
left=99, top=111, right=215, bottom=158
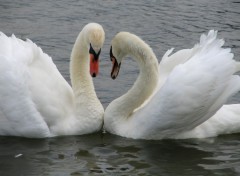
left=0, top=32, right=73, bottom=137
left=129, top=30, right=240, bottom=139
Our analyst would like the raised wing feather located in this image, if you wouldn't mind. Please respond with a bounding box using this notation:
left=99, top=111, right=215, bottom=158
left=0, top=33, right=74, bottom=137
left=130, top=30, right=240, bottom=139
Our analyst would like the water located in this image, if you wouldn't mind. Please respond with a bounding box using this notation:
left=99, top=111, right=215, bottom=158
left=0, top=0, right=240, bottom=175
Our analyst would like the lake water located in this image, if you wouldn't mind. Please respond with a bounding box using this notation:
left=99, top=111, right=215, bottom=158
left=0, top=0, right=240, bottom=175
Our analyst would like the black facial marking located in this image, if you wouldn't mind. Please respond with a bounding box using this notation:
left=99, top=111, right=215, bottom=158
left=110, top=46, right=113, bottom=61
left=92, top=73, right=96, bottom=77
left=89, top=43, right=101, bottom=61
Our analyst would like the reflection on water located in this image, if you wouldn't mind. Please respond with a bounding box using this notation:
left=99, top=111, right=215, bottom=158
left=0, top=0, right=240, bottom=175
left=0, top=134, right=240, bottom=175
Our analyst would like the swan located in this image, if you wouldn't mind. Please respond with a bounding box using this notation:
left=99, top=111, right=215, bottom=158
left=104, top=30, right=240, bottom=140
left=0, top=23, right=105, bottom=138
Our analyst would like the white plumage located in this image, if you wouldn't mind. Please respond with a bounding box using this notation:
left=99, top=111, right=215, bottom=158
left=104, top=30, right=240, bottom=140
left=0, top=23, right=105, bottom=138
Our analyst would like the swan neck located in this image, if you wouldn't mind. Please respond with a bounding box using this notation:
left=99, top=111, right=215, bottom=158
left=111, top=40, right=159, bottom=117
left=70, top=33, right=94, bottom=94
left=69, top=32, right=103, bottom=120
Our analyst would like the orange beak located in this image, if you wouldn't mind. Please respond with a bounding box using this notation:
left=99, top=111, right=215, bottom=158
left=90, top=54, right=99, bottom=77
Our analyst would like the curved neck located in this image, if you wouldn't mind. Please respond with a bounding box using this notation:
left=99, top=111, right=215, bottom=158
left=69, top=31, right=103, bottom=130
left=70, top=32, right=102, bottom=115
left=109, top=39, right=159, bottom=118
left=70, top=33, right=95, bottom=97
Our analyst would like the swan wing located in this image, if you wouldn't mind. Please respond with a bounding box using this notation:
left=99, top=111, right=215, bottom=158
left=158, top=48, right=194, bottom=88
left=134, top=47, right=196, bottom=111
left=176, top=104, right=240, bottom=138
left=0, top=33, right=74, bottom=137
left=130, top=30, right=240, bottom=139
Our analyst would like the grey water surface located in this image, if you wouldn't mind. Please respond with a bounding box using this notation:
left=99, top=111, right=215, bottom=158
left=0, top=0, right=240, bottom=175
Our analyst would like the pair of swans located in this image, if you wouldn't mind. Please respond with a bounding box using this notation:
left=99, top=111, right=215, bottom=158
left=0, top=23, right=239, bottom=139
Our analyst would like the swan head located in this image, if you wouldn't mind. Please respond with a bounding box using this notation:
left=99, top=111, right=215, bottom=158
left=110, top=32, right=157, bottom=79
left=110, top=32, right=136, bottom=79
left=82, top=23, right=105, bottom=77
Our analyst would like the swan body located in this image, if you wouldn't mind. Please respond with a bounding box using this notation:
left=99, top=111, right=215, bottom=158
left=104, top=30, right=240, bottom=140
left=0, top=23, right=105, bottom=138
left=176, top=104, right=240, bottom=139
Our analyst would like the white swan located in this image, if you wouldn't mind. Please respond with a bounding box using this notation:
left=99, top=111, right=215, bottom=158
left=104, top=30, right=240, bottom=140
left=0, top=23, right=105, bottom=138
